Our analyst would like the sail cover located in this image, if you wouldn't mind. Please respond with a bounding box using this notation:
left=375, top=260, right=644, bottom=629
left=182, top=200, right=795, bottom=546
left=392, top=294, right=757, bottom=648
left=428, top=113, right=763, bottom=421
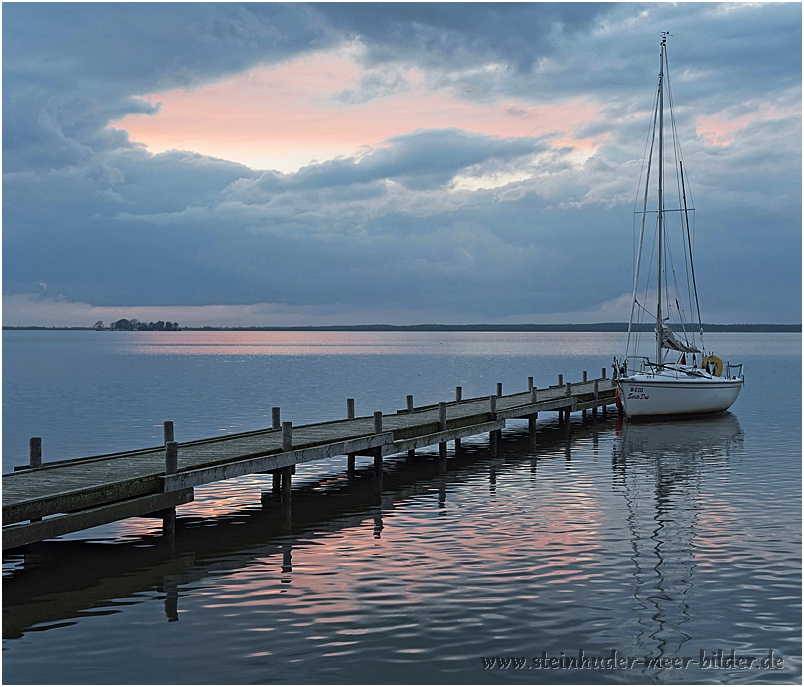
left=657, top=322, right=700, bottom=353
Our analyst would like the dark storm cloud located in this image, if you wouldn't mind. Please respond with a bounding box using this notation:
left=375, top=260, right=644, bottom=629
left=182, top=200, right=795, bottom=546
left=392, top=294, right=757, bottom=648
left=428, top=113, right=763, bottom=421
left=232, top=129, right=548, bottom=195
left=3, top=3, right=334, bottom=171
left=2, top=3, right=801, bottom=324
left=314, top=3, right=613, bottom=72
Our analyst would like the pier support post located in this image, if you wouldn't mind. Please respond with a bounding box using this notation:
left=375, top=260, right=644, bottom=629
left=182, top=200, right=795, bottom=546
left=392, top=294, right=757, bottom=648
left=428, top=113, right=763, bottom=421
left=281, top=466, right=292, bottom=502
left=282, top=422, right=292, bottom=452
left=583, top=370, right=588, bottom=383
left=558, top=374, right=563, bottom=387
left=29, top=438, right=43, bottom=521
left=165, top=441, right=178, bottom=475
left=406, top=395, right=414, bottom=413
left=454, top=387, right=462, bottom=450
left=162, top=507, right=176, bottom=543
left=593, top=380, right=599, bottom=422
left=438, top=402, right=448, bottom=472
left=272, top=471, right=281, bottom=497
left=488, top=395, right=500, bottom=457
left=163, top=421, right=174, bottom=445
left=272, top=407, right=281, bottom=431
left=496, top=382, right=503, bottom=397
left=347, top=398, right=355, bottom=473
left=528, top=386, right=538, bottom=434
left=29, top=437, right=42, bottom=469
left=602, top=367, right=607, bottom=380
left=160, top=442, right=178, bottom=544
left=373, top=412, right=383, bottom=473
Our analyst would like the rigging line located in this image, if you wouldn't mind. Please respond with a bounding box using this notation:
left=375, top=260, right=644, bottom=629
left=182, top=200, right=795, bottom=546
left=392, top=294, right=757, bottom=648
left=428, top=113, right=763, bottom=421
left=627, top=67, right=661, bottom=359
left=635, top=213, right=660, bottom=361
left=632, top=74, right=662, bottom=288
left=680, top=161, right=704, bottom=336
left=664, top=52, right=699, bottom=348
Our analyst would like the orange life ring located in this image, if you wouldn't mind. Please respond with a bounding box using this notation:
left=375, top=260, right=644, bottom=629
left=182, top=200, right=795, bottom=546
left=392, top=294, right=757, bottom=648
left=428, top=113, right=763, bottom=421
left=701, top=355, right=723, bottom=377
left=614, top=386, right=623, bottom=410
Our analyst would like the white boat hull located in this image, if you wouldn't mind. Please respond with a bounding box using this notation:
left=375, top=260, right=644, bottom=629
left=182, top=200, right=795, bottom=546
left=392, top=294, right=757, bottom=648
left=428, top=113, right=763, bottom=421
left=617, top=373, right=743, bottom=418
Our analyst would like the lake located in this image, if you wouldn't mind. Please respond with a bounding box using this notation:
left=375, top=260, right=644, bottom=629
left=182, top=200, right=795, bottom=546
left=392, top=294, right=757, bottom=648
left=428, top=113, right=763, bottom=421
left=2, top=330, right=801, bottom=683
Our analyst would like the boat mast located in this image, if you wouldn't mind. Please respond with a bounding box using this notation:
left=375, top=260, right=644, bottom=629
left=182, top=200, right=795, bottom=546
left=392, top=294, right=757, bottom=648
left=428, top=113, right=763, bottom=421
left=656, top=34, right=667, bottom=365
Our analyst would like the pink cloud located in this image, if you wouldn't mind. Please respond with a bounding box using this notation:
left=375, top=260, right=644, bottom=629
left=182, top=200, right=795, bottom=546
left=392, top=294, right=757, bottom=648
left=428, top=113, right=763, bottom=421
left=696, top=103, right=799, bottom=147
left=112, top=47, right=602, bottom=171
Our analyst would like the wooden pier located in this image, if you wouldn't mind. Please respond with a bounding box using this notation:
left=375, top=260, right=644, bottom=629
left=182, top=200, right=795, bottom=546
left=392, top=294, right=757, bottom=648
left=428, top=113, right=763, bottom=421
left=3, top=372, right=616, bottom=550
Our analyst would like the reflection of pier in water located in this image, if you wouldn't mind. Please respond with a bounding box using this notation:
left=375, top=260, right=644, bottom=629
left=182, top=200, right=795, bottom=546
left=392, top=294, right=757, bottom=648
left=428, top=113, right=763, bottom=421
left=3, top=417, right=603, bottom=639
left=611, top=413, right=744, bottom=665
left=4, top=373, right=615, bottom=549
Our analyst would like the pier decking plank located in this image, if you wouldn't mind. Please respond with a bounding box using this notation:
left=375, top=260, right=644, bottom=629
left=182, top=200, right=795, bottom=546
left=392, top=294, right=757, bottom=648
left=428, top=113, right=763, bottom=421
left=3, top=378, right=616, bottom=547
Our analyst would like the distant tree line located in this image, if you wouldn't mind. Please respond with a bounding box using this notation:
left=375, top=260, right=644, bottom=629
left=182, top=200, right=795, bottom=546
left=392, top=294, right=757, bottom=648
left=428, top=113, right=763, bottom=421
left=94, top=319, right=180, bottom=331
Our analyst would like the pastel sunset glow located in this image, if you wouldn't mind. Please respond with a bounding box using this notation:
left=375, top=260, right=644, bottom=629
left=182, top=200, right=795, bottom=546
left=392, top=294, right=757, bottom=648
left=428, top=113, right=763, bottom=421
left=114, top=46, right=602, bottom=172
left=3, top=3, right=800, bottom=326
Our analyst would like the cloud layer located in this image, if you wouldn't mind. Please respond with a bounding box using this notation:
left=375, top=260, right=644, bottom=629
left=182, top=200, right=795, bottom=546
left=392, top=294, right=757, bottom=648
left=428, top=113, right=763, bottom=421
left=3, top=3, right=801, bottom=325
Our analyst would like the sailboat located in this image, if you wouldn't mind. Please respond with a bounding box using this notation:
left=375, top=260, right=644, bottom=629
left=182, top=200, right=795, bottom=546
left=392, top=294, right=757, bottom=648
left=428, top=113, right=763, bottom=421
left=613, top=34, right=744, bottom=418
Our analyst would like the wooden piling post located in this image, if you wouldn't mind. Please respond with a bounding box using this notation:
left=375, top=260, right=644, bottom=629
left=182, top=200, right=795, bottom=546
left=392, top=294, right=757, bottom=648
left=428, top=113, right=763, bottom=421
left=558, top=374, right=563, bottom=387
left=29, top=437, right=42, bottom=469
left=272, top=407, right=281, bottom=431
left=602, top=367, right=607, bottom=379
left=163, top=421, right=174, bottom=445
left=496, top=382, right=503, bottom=397
left=162, top=507, right=176, bottom=542
left=165, top=441, right=178, bottom=475
left=162, top=442, right=179, bottom=540
left=454, top=387, right=462, bottom=449
left=346, top=398, right=355, bottom=471
left=282, top=422, right=292, bottom=452
left=583, top=370, right=588, bottom=383
left=565, top=382, right=572, bottom=396
left=29, top=437, right=43, bottom=520
left=373, top=412, right=383, bottom=472
left=281, top=466, right=292, bottom=502
left=593, top=379, right=599, bottom=421
left=272, top=471, right=281, bottom=496
left=489, top=395, right=498, bottom=452
left=528, top=385, right=538, bottom=434
left=406, top=394, right=414, bottom=413
left=438, top=401, right=448, bottom=467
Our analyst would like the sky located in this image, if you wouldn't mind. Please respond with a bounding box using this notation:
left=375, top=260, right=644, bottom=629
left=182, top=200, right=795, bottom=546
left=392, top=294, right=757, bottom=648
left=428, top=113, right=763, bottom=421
left=3, top=2, right=801, bottom=327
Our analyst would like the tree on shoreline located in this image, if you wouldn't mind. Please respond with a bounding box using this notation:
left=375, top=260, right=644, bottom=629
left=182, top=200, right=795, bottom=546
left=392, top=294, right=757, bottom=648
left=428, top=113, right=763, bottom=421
left=107, top=319, right=179, bottom=331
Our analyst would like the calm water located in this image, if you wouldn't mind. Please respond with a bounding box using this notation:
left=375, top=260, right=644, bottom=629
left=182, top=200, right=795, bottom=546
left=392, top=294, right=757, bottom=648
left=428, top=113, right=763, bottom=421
left=2, top=331, right=801, bottom=683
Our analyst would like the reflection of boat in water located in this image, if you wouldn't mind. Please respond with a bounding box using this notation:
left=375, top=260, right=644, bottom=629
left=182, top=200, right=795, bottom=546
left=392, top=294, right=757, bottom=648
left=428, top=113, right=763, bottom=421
left=613, top=412, right=744, bottom=462
left=611, top=413, right=743, bottom=663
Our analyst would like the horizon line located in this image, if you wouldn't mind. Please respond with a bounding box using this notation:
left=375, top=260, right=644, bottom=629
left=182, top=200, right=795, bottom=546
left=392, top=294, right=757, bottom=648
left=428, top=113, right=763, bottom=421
left=3, top=322, right=801, bottom=333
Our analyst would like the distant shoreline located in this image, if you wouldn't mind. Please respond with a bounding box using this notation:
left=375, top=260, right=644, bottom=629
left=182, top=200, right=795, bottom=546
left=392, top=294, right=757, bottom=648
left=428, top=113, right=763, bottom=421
left=3, top=323, right=801, bottom=333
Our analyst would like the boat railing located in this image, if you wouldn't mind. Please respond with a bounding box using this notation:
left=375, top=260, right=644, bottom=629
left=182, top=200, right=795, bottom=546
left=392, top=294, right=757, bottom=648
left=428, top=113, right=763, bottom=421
left=725, top=362, right=744, bottom=380
left=621, top=356, right=710, bottom=379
